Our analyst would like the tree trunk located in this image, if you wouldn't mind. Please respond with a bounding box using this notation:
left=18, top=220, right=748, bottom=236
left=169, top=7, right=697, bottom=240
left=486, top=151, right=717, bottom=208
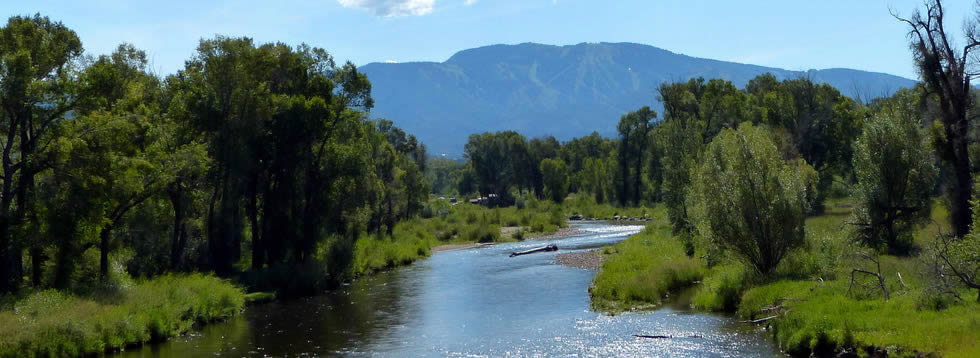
left=247, top=174, right=263, bottom=270
left=0, top=219, right=14, bottom=293
left=30, top=246, right=42, bottom=287
left=99, top=225, right=112, bottom=282
left=951, top=143, right=972, bottom=238
left=206, top=172, right=222, bottom=273
left=632, top=155, right=643, bottom=207
left=169, top=179, right=185, bottom=271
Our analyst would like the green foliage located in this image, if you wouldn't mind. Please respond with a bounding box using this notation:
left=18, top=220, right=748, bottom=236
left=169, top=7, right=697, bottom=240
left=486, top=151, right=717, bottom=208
left=0, top=274, right=244, bottom=357
left=539, top=158, right=569, bottom=203
left=590, top=224, right=704, bottom=312
left=243, top=291, right=276, bottom=305
left=691, top=263, right=751, bottom=312
left=852, top=92, right=937, bottom=255
left=579, top=156, right=615, bottom=204
left=737, top=280, right=979, bottom=358
left=463, top=131, right=529, bottom=202
left=690, top=123, right=812, bottom=274
left=616, top=106, right=656, bottom=206
left=353, top=225, right=437, bottom=277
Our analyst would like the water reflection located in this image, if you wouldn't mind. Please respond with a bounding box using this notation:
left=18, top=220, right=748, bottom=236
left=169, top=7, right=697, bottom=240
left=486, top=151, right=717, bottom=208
left=118, top=223, right=781, bottom=357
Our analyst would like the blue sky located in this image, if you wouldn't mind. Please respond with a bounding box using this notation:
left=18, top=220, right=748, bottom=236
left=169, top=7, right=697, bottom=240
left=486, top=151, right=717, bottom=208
left=3, top=0, right=975, bottom=79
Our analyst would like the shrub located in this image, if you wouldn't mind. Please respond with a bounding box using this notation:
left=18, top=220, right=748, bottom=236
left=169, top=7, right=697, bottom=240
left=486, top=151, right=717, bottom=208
left=515, top=196, right=526, bottom=209
left=690, top=123, right=812, bottom=274
left=851, top=96, right=937, bottom=255
left=463, top=221, right=500, bottom=243
left=421, top=204, right=435, bottom=219
left=692, top=263, right=750, bottom=312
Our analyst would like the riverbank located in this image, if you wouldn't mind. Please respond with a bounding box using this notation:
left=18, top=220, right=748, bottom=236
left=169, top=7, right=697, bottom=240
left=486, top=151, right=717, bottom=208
left=589, top=201, right=980, bottom=357
left=0, top=274, right=244, bottom=357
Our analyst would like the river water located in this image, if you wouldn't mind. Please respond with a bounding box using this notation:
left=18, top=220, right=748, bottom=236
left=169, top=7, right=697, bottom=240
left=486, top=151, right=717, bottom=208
left=119, top=222, right=782, bottom=357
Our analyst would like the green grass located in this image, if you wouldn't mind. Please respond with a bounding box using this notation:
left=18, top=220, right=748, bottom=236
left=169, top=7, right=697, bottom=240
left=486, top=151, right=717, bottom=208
left=243, top=291, right=276, bottom=305
left=590, top=218, right=704, bottom=313
left=352, top=220, right=439, bottom=277
left=591, top=196, right=980, bottom=357
left=564, top=193, right=658, bottom=220
left=737, top=280, right=979, bottom=357
left=0, top=274, right=244, bottom=357
left=691, top=262, right=751, bottom=312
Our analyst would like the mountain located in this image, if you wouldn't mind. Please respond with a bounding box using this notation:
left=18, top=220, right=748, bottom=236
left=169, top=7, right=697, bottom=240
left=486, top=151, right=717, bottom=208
left=359, top=42, right=917, bottom=156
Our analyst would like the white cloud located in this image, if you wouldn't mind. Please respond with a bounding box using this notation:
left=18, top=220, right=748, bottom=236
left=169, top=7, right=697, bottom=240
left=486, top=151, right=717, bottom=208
left=337, top=0, right=435, bottom=16
left=464, top=0, right=477, bottom=5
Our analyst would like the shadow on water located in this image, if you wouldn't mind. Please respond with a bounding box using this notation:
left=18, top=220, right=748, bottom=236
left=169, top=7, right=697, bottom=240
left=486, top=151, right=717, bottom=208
left=117, top=223, right=782, bottom=357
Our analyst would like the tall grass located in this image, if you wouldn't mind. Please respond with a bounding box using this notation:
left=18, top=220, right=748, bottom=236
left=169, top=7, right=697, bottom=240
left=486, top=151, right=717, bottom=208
left=737, top=280, right=979, bottom=357
left=352, top=219, right=439, bottom=276
left=0, top=274, right=244, bottom=357
left=590, top=222, right=704, bottom=312
left=691, top=262, right=751, bottom=312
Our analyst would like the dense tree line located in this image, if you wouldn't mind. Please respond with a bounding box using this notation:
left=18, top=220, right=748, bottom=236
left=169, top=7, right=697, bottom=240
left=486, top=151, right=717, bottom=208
left=0, top=15, right=428, bottom=293
left=454, top=74, right=864, bottom=213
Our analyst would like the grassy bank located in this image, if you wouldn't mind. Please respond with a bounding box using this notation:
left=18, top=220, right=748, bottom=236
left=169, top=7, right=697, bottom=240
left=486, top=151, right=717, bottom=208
left=591, top=199, right=980, bottom=357
left=0, top=274, right=244, bottom=357
left=590, top=207, right=704, bottom=312
left=349, top=199, right=568, bottom=276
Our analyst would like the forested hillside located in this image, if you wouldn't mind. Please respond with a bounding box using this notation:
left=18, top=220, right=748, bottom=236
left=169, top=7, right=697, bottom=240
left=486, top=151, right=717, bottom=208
left=361, top=42, right=917, bottom=155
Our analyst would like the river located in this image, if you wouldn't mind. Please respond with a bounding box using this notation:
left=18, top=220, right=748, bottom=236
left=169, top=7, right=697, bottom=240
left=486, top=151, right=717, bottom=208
left=118, top=222, right=782, bottom=357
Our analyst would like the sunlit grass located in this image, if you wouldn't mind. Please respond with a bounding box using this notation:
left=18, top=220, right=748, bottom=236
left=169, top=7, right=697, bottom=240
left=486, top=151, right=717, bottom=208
left=0, top=274, right=244, bottom=357
left=590, top=216, right=704, bottom=313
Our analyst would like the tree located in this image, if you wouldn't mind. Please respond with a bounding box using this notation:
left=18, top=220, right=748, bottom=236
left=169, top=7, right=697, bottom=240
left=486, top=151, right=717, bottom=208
left=690, top=123, right=814, bottom=274
left=580, top=156, right=613, bottom=203
left=747, top=74, right=865, bottom=212
left=463, top=131, right=526, bottom=202
left=851, top=92, right=938, bottom=255
left=895, top=0, right=980, bottom=237
left=527, top=136, right=560, bottom=198
left=560, top=131, right=615, bottom=194
left=540, top=158, right=569, bottom=203
left=0, top=14, right=86, bottom=292
left=935, top=179, right=980, bottom=301
left=616, top=106, right=656, bottom=206
left=81, top=44, right=173, bottom=281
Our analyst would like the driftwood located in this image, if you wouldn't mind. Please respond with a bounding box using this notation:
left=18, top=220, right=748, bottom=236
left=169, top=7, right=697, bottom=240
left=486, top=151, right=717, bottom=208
left=634, top=335, right=703, bottom=339
left=743, top=315, right=778, bottom=324
left=509, top=244, right=558, bottom=257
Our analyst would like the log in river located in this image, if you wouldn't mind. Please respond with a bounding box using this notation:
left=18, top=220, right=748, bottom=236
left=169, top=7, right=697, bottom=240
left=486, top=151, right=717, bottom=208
left=509, top=244, right=558, bottom=257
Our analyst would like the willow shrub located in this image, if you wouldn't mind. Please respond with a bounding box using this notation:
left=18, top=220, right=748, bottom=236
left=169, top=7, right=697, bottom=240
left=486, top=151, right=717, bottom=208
left=690, top=123, right=815, bottom=274
left=851, top=97, right=937, bottom=255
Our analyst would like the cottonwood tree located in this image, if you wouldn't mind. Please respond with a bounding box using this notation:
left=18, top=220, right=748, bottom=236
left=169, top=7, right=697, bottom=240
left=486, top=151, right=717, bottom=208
left=539, top=158, right=569, bottom=203
left=895, top=0, right=980, bottom=237
left=616, top=106, right=656, bottom=206
left=580, top=156, right=614, bottom=204
left=0, top=15, right=86, bottom=292
left=851, top=90, right=938, bottom=255
left=690, top=123, right=814, bottom=274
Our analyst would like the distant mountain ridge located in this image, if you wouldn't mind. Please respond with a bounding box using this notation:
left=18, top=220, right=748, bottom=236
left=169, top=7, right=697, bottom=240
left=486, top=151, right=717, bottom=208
left=359, top=42, right=917, bottom=156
